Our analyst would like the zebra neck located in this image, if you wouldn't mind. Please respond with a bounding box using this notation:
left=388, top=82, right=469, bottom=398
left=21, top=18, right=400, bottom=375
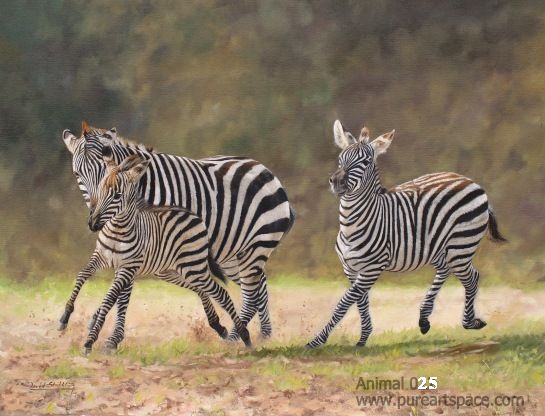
left=111, top=143, right=148, bottom=161
left=108, top=204, right=139, bottom=231
left=339, top=168, right=384, bottom=230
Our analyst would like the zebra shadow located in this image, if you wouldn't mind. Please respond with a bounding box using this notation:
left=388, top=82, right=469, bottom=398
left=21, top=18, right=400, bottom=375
left=243, top=329, right=545, bottom=360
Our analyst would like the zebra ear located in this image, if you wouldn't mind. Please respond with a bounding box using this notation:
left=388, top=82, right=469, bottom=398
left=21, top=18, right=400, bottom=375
left=333, top=120, right=357, bottom=149
left=370, top=130, right=395, bottom=159
left=103, top=127, right=117, bottom=142
left=81, top=120, right=91, bottom=135
left=94, top=127, right=117, bottom=146
left=126, top=159, right=151, bottom=182
left=62, top=129, right=79, bottom=154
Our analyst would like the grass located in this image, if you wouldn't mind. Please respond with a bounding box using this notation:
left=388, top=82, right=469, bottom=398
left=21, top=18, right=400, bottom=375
left=108, top=321, right=545, bottom=393
left=108, top=364, right=127, bottom=378
left=2, top=274, right=544, bottom=394
left=44, top=359, right=88, bottom=378
left=256, top=359, right=309, bottom=391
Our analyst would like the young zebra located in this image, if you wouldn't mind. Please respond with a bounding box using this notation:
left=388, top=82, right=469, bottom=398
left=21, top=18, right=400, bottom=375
left=307, top=120, right=506, bottom=348
left=58, top=150, right=251, bottom=353
left=62, top=122, right=295, bottom=341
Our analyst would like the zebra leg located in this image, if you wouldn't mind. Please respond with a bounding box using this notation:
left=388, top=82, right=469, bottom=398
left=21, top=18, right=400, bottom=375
left=418, top=267, right=450, bottom=334
left=355, top=290, right=373, bottom=347
left=453, top=263, right=487, bottom=329
left=104, top=280, right=134, bottom=351
left=157, top=271, right=228, bottom=340
left=59, top=252, right=103, bottom=331
left=227, top=273, right=261, bottom=341
left=193, top=277, right=252, bottom=347
left=196, top=290, right=228, bottom=339
left=306, top=283, right=365, bottom=348
left=344, top=272, right=374, bottom=347
left=256, top=271, right=272, bottom=338
left=84, top=268, right=136, bottom=354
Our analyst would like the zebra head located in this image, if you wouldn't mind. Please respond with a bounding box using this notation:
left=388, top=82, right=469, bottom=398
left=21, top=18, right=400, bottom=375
left=88, top=148, right=150, bottom=232
left=62, top=121, right=118, bottom=209
left=330, top=120, right=395, bottom=197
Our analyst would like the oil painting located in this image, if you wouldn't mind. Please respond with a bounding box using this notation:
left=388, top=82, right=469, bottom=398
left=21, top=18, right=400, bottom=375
left=0, top=1, right=544, bottom=415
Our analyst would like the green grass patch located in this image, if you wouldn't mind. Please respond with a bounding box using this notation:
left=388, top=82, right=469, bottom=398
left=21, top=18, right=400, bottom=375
left=44, top=359, right=88, bottom=378
left=256, top=359, right=309, bottom=391
left=108, top=364, right=127, bottom=378
left=116, top=338, right=227, bottom=365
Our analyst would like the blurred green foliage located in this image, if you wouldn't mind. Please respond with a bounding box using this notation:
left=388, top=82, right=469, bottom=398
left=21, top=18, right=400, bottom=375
left=0, top=1, right=543, bottom=281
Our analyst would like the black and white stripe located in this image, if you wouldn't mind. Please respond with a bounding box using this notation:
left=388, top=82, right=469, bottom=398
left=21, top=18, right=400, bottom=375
left=307, top=120, right=506, bottom=348
left=59, top=151, right=251, bottom=353
left=62, top=124, right=295, bottom=339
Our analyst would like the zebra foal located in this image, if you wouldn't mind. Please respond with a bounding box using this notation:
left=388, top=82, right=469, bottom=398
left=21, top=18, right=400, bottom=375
left=59, top=149, right=251, bottom=353
left=307, top=120, right=506, bottom=348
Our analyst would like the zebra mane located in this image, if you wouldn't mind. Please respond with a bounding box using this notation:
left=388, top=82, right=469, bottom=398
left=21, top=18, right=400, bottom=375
left=84, top=126, right=156, bottom=153
left=111, top=134, right=155, bottom=153
left=104, top=155, right=145, bottom=189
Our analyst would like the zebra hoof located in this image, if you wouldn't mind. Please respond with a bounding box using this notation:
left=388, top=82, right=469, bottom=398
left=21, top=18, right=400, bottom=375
left=259, top=330, right=272, bottom=340
left=419, top=318, right=431, bottom=335
left=237, top=328, right=252, bottom=348
left=464, top=318, right=487, bottom=330
left=104, top=340, right=118, bottom=354
left=305, top=340, right=322, bottom=349
left=355, top=341, right=367, bottom=348
left=58, top=322, right=67, bottom=331
left=226, top=328, right=240, bottom=342
left=82, top=346, right=92, bottom=356
left=219, top=327, right=229, bottom=339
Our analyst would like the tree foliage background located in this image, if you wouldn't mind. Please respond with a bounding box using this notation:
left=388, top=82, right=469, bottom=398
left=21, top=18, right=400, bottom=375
left=1, top=0, right=543, bottom=282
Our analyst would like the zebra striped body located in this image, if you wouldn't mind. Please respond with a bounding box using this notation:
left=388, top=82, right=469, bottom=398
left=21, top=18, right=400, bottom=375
left=337, top=172, right=489, bottom=276
left=59, top=153, right=251, bottom=353
left=307, top=121, right=505, bottom=348
left=62, top=124, right=295, bottom=339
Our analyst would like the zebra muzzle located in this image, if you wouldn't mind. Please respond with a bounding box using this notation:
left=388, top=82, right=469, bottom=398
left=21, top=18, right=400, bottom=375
left=329, top=169, right=347, bottom=195
left=88, top=215, right=102, bottom=232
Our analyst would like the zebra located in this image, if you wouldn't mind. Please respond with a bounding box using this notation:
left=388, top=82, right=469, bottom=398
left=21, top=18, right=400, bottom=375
left=62, top=121, right=295, bottom=341
left=306, top=120, right=506, bottom=348
left=58, top=150, right=252, bottom=353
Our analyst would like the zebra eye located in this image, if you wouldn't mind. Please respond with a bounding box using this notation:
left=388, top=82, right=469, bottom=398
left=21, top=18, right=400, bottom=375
left=114, top=192, right=121, bottom=199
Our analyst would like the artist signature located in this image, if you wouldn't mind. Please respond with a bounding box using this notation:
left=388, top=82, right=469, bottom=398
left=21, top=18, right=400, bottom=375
left=20, top=379, right=75, bottom=391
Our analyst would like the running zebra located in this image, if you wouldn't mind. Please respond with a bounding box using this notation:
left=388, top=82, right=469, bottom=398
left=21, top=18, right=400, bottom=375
left=307, top=120, right=506, bottom=348
left=62, top=122, right=295, bottom=340
left=59, top=150, right=251, bottom=353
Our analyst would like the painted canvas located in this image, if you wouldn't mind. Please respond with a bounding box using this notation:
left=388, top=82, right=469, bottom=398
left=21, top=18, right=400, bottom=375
left=0, top=1, right=544, bottom=415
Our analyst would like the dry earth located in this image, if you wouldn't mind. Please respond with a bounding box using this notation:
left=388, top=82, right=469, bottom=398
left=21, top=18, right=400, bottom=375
left=0, top=282, right=544, bottom=415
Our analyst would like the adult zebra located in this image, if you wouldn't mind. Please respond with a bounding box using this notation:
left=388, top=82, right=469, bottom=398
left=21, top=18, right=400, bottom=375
left=307, top=120, right=506, bottom=348
left=62, top=122, right=295, bottom=340
left=59, top=152, right=251, bottom=353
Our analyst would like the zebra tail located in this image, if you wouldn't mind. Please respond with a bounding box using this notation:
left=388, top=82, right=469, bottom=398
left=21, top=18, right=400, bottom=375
left=208, top=254, right=227, bottom=283
left=285, top=205, right=296, bottom=235
left=488, top=209, right=507, bottom=243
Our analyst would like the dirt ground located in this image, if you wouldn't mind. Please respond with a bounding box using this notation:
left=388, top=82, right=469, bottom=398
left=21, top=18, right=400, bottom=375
left=0, top=283, right=544, bottom=415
